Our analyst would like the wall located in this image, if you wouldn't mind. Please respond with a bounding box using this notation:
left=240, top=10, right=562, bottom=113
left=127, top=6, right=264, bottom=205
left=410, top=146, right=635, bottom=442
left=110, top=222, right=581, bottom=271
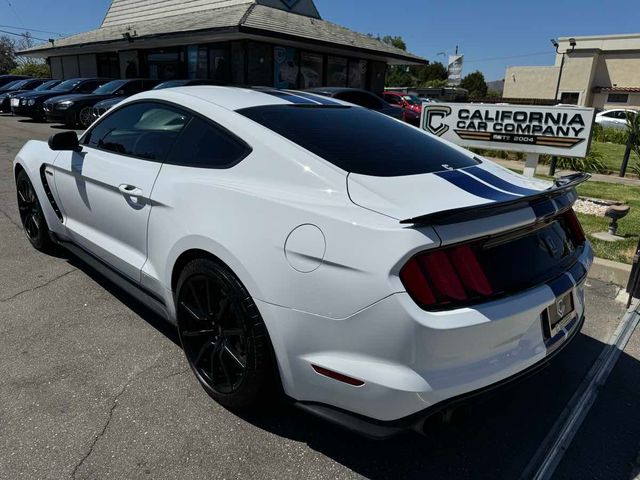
left=556, top=52, right=599, bottom=105
left=592, top=92, right=640, bottom=110
left=50, top=57, right=63, bottom=79
left=503, top=66, right=559, bottom=100
left=593, top=52, right=640, bottom=88
left=78, top=54, right=98, bottom=77
left=61, top=56, right=80, bottom=78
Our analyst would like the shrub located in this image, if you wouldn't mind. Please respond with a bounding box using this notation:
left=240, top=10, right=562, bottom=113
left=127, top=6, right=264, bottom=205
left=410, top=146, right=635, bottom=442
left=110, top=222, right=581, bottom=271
left=556, top=149, right=607, bottom=173
left=10, top=63, right=51, bottom=78
left=592, top=124, right=629, bottom=145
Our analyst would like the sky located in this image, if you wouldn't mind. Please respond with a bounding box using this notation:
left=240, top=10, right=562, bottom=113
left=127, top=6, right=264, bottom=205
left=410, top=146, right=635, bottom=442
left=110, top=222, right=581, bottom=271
left=1, top=0, right=639, bottom=81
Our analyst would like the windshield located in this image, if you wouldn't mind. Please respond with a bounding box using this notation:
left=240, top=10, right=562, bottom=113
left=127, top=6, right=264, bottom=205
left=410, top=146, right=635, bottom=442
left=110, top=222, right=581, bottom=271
left=239, top=105, right=478, bottom=177
left=92, top=80, right=127, bottom=95
left=52, top=79, right=82, bottom=91
left=34, top=80, right=59, bottom=91
left=0, top=80, right=22, bottom=91
left=403, top=95, right=421, bottom=106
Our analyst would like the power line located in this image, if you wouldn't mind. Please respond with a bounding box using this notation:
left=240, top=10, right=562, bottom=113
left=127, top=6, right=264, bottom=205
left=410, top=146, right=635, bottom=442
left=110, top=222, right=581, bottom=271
left=3, top=0, right=25, bottom=29
left=0, top=24, right=65, bottom=36
left=0, top=28, right=49, bottom=43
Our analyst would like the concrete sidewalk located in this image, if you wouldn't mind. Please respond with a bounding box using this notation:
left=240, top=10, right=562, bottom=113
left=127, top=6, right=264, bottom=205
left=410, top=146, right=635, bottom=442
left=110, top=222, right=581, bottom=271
left=490, top=157, right=640, bottom=186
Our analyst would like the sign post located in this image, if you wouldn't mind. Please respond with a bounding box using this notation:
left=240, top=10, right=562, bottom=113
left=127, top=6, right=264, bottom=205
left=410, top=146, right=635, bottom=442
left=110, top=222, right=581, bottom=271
left=421, top=103, right=596, bottom=178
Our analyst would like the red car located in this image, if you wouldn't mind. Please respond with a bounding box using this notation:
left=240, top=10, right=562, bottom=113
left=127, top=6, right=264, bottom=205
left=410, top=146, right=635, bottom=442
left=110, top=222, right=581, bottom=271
left=382, top=91, right=423, bottom=126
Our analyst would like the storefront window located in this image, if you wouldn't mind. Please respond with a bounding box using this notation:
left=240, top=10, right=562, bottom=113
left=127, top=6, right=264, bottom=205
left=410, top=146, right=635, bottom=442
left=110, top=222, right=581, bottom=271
left=300, top=52, right=323, bottom=88
left=327, top=56, right=348, bottom=87
left=274, top=46, right=299, bottom=89
left=248, top=42, right=274, bottom=87
left=97, top=53, right=120, bottom=78
left=146, top=50, right=183, bottom=80
left=209, top=45, right=230, bottom=83
left=348, top=59, right=368, bottom=89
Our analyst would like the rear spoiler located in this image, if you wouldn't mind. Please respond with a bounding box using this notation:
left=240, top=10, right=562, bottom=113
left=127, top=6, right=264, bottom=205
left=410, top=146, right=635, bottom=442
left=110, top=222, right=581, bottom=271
left=400, top=173, right=591, bottom=226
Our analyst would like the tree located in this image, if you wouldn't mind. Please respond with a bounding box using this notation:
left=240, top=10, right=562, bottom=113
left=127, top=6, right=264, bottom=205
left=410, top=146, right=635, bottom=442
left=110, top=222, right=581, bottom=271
left=460, top=71, right=488, bottom=98
left=381, top=35, right=407, bottom=51
left=10, top=63, right=50, bottom=77
left=0, top=35, right=17, bottom=74
left=411, top=62, right=448, bottom=86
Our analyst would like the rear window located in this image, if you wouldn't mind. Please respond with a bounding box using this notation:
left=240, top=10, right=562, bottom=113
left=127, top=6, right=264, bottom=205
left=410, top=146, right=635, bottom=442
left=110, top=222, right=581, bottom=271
left=238, top=105, right=477, bottom=176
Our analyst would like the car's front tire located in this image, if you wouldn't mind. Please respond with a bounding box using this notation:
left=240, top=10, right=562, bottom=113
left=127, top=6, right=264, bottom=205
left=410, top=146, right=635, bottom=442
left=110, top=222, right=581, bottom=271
left=77, top=107, right=94, bottom=129
left=176, top=258, right=278, bottom=409
left=16, top=169, right=54, bottom=252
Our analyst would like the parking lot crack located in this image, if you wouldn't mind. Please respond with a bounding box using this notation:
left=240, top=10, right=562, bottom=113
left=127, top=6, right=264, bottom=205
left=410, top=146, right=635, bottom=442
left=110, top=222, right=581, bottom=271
left=0, top=268, right=78, bottom=303
left=69, top=362, right=163, bottom=479
left=0, top=206, right=21, bottom=230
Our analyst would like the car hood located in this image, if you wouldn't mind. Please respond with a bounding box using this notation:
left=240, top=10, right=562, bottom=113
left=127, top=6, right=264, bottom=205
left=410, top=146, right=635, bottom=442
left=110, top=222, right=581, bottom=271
left=347, top=160, right=551, bottom=222
left=45, top=93, right=114, bottom=104
left=20, top=90, right=73, bottom=101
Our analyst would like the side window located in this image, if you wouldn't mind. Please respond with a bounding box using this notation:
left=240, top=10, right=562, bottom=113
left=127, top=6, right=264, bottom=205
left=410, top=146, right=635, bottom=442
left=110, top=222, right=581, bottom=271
left=83, top=102, right=190, bottom=161
left=386, top=95, right=402, bottom=106
left=120, top=80, right=143, bottom=95
left=336, top=91, right=384, bottom=110
left=167, top=116, right=250, bottom=168
left=77, top=81, right=100, bottom=93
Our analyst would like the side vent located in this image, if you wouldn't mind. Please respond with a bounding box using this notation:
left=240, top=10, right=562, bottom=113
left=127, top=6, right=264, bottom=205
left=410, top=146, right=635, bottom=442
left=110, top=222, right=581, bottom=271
left=39, top=165, right=63, bottom=222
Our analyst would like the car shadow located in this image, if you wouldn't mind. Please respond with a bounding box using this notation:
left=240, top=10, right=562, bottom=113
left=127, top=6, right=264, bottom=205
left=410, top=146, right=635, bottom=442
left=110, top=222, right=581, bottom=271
left=56, top=250, right=640, bottom=479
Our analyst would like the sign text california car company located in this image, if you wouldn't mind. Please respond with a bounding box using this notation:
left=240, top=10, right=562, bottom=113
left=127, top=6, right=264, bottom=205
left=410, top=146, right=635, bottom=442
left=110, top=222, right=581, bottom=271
left=422, top=103, right=596, bottom=158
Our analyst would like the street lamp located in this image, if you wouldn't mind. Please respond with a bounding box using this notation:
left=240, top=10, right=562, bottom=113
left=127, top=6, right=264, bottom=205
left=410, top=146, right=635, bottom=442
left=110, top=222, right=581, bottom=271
left=548, top=37, right=577, bottom=176
left=551, top=37, right=576, bottom=101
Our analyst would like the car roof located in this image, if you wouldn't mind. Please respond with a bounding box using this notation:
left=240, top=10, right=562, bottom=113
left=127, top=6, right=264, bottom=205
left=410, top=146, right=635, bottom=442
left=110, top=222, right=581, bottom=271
left=125, top=86, right=354, bottom=111
left=306, top=87, right=376, bottom=95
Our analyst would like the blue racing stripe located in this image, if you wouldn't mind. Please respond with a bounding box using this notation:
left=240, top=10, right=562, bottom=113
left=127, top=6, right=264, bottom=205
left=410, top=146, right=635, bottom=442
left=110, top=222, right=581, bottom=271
left=547, top=274, right=574, bottom=297
left=284, top=90, right=342, bottom=106
left=531, top=198, right=557, bottom=218
left=568, top=261, right=587, bottom=282
left=435, top=170, right=520, bottom=202
left=257, top=89, right=319, bottom=105
left=466, top=166, right=539, bottom=196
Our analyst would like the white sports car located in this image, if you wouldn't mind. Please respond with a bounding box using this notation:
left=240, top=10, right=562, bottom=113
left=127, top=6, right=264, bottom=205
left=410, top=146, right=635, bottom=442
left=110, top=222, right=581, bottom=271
left=14, top=87, right=593, bottom=438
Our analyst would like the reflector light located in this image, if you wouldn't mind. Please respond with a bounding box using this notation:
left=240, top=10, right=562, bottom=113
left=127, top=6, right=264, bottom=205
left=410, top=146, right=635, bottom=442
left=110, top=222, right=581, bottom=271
left=312, top=365, right=365, bottom=387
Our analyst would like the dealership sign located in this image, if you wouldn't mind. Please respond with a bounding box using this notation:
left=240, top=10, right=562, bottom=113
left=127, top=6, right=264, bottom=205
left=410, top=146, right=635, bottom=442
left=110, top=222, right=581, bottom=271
left=422, top=103, right=596, bottom=158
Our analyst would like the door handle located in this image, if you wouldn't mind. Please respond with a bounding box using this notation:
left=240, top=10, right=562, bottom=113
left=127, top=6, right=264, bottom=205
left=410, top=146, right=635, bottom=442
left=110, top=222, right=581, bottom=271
left=118, top=184, right=143, bottom=196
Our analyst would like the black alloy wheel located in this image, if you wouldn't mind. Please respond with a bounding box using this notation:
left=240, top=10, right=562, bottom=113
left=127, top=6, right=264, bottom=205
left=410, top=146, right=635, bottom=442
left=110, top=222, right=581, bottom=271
left=176, top=258, right=276, bottom=408
left=78, top=106, right=94, bottom=129
left=16, top=169, right=52, bottom=251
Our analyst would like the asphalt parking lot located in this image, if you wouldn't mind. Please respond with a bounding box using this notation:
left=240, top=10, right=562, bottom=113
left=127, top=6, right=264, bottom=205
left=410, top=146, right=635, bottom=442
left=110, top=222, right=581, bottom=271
left=0, top=113, right=639, bottom=480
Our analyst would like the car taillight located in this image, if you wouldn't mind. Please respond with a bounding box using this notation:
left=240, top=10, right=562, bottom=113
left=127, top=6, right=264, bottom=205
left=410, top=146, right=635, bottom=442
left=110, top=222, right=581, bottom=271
left=562, top=209, right=586, bottom=245
left=400, top=243, right=493, bottom=310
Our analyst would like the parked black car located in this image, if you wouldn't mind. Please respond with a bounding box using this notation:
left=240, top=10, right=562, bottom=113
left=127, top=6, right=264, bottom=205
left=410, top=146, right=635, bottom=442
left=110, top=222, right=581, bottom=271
left=43, top=78, right=161, bottom=128
left=0, top=78, right=51, bottom=112
left=153, top=79, right=223, bottom=89
left=12, top=78, right=110, bottom=121
left=92, top=96, right=123, bottom=119
left=305, top=87, right=404, bottom=120
left=91, top=79, right=221, bottom=120
left=0, top=75, right=29, bottom=89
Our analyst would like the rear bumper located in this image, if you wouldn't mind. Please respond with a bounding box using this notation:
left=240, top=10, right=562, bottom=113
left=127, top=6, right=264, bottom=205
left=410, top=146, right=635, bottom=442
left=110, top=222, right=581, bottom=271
left=258, top=244, right=592, bottom=437
left=294, top=312, right=585, bottom=439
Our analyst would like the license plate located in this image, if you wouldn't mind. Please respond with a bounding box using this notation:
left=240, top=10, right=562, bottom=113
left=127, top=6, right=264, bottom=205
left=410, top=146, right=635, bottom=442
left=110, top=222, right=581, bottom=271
left=11, top=98, right=19, bottom=106
left=543, top=290, right=575, bottom=340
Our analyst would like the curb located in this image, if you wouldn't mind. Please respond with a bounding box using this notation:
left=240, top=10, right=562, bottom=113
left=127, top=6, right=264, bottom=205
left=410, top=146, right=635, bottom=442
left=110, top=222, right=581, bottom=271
left=588, top=257, right=631, bottom=287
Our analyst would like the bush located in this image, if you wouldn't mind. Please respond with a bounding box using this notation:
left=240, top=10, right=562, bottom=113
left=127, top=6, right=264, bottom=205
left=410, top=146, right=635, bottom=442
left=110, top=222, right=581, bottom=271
left=592, top=124, right=629, bottom=144
left=10, top=63, right=51, bottom=78
left=556, top=149, right=607, bottom=173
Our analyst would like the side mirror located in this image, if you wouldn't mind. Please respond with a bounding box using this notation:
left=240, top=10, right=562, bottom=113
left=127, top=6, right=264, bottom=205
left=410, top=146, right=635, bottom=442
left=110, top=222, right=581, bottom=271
left=116, top=90, right=125, bottom=96
left=48, top=131, right=81, bottom=152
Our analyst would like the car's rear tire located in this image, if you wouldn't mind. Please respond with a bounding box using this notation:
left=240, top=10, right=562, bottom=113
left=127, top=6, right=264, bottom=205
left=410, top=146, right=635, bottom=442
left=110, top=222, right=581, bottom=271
left=16, top=169, right=54, bottom=252
left=176, top=258, right=278, bottom=409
